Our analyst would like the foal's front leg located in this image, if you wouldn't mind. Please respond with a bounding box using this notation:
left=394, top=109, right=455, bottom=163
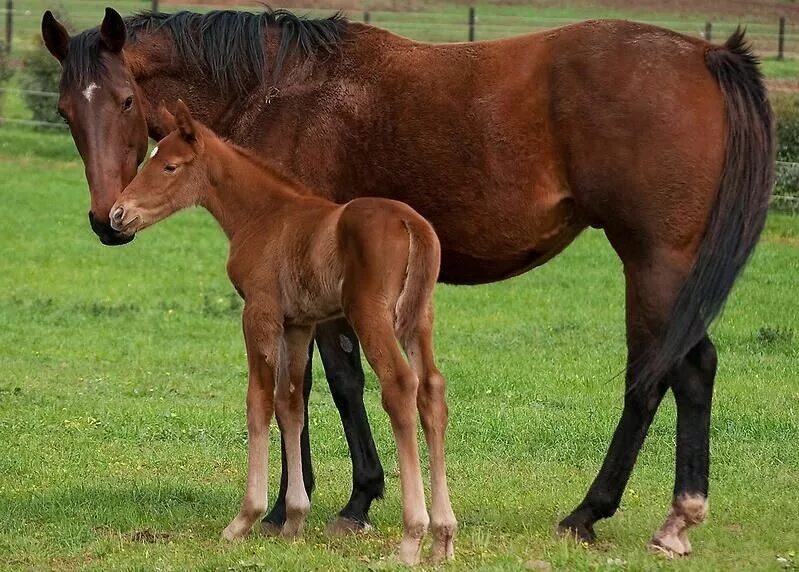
left=275, top=325, right=314, bottom=538
left=222, top=310, right=281, bottom=540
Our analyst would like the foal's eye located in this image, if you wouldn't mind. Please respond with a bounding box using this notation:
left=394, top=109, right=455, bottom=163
left=164, top=164, right=177, bottom=173
left=122, top=96, right=134, bottom=112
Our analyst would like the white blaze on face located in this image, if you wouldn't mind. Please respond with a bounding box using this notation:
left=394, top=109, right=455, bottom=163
left=150, top=146, right=159, bottom=159
left=82, top=82, right=99, bottom=102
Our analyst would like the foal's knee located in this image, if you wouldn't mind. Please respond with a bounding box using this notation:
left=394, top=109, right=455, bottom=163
left=381, top=373, right=419, bottom=422
left=417, top=372, right=448, bottom=426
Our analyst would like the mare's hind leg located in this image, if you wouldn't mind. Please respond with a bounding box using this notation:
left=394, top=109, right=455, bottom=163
left=651, top=335, right=716, bottom=556
left=275, top=326, right=314, bottom=538
left=403, top=309, right=456, bottom=562
left=349, top=306, right=428, bottom=565
left=558, top=247, right=693, bottom=543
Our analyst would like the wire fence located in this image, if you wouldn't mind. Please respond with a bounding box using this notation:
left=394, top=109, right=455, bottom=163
left=1, top=1, right=798, bottom=212
left=1, top=90, right=797, bottom=212
left=3, top=0, right=799, bottom=55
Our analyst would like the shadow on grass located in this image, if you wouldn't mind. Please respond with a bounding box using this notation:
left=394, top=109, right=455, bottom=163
left=1, top=482, right=233, bottom=536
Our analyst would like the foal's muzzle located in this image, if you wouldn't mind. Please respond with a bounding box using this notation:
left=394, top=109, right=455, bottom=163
left=89, top=211, right=135, bottom=246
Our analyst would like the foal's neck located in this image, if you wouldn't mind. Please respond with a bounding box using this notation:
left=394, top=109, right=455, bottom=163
left=200, top=138, right=308, bottom=241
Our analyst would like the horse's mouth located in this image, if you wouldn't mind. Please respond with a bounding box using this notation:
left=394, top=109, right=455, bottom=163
left=89, top=211, right=136, bottom=246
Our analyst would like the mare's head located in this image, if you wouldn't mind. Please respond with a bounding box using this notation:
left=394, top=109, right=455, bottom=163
left=42, top=8, right=149, bottom=245
left=110, top=100, right=209, bottom=238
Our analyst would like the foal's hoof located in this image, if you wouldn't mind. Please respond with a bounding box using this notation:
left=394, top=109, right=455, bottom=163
left=260, top=520, right=283, bottom=537
left=557, top=517, right=596, bottom=544
left=325, top=516, right=373, bottom=536
left=649, top=531, right=691, bottom=558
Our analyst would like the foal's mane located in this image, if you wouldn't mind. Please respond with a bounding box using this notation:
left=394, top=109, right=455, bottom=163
left=62, top=8, right=349, bottom=92
left=218, top=132, right=314, bottom=197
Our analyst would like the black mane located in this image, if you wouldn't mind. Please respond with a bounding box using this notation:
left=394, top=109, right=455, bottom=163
left=61, top=8, right=349, bottom=92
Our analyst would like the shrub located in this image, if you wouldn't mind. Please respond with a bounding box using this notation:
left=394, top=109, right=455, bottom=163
left=18, top=39, right=62, bottom=125
left=0, top=42, right=12, bottom=85
left=772, top=92, right=799, bottom=163
left=0, top=42, right=13, bottom=118
left=771, top=93, right=799, bottom=211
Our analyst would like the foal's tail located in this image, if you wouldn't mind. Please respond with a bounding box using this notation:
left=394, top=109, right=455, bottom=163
left=632, top=29, right=775, bottom=394
left=394, top=217, right=441, bottom=345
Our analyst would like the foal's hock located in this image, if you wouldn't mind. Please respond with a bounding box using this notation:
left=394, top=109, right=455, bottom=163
left=110, top=100, right=455, bottom=565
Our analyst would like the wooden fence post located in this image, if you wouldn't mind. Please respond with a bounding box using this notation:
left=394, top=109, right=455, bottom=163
left=468, top=6, right=475, bottom=42
left=151, top=0, right=159, bottom=14
left=779, top=16, right=786, bottom=61
left=5, top=0, right=12, bottom=54
left=704, top=21, right=711, bottom=42
left=364, top=10, right=370, bottom=24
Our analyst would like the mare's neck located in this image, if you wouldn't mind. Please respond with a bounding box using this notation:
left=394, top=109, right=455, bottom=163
left=200, top=138, right=304, bottom=241
left=126, top=23, right=371, bottom=139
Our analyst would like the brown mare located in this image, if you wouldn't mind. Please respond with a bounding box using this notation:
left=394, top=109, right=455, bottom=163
left=109, top=100, right=455, bottom=564
left=43, top=8, right=774, bottom=555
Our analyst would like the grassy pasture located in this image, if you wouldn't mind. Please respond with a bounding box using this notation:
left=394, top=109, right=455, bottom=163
left=0, top=127, right=798, bottom=571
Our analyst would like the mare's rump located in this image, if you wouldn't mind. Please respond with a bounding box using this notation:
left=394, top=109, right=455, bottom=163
left=549, top=20, right=726, bottom=241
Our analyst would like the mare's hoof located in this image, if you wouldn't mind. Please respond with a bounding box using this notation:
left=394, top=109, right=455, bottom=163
left=325, top=515, right=373, bottom=536
left=557, top=517, right=596, bottom=544
left=260, top=520, right=283, bottom=537
left=649, top=532, right=691, bottom=558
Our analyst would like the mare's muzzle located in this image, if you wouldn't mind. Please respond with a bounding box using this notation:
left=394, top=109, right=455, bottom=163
left=89, top=211, right=135, bottom=246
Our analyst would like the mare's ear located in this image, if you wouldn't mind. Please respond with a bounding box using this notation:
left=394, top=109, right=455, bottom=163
left=42, top=11, right=70, bottom=63
left=156, top=100, right=177, bottom=134
left=99, top=7, right=126, bottom=53
left=175, top=99, right=202, bottom=148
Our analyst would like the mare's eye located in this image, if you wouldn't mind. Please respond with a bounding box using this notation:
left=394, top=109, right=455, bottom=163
left=122, top=96, right=134, bottom=112
left=164, top=164, right=177, bottom=173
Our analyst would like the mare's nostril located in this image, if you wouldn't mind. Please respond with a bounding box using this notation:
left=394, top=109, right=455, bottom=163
left=111, top=206, right=124, bottom=224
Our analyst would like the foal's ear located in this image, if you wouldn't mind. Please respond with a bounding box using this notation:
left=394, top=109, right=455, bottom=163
left=99, top=7, right=126, bottom=53
left=175, top=99, right=200, bottom=145
left=156, top=100, right=177, bottom=134
left=42, top=11, right=70, bottom=63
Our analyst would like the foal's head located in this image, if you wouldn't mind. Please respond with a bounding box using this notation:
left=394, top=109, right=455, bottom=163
left=110, top=100, right=209, bottom=238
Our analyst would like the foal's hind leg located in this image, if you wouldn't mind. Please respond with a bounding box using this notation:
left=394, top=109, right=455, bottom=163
left=316, top=319, right=385, bottom=534
left=559, top=247, right=692, bottom=543
left=651, top=335, right=716, bottom=556
left=275, top=326, right=314, bottom=538
left=262, top=341, right=314, bottom=536
left=403, top=310, right=456, bottom=562
left=349, top=307, right=428, bottom=565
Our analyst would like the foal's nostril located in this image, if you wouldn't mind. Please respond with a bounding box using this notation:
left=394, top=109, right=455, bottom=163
left=111, top=206, right=125, bottom=224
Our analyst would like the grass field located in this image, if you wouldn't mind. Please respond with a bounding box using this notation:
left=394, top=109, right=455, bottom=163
left=0, top=127, right=797, bottom=571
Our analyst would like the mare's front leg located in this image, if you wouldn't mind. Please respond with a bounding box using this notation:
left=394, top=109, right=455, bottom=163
left=316, top=318, right=385, bottom=534
left=222, top=306, right=281, bottom=540
left=275, top=325, right=314, bottom=538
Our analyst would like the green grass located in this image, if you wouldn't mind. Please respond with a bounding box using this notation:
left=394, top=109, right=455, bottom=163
left=0, top=128, right=797, bottom=570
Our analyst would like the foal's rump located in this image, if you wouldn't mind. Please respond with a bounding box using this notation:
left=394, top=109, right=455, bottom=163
left=336, top=198, right=441, bottom=340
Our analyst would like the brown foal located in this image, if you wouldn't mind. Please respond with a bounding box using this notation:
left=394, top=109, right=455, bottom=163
left=109, top=100, right=455, bottom=565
